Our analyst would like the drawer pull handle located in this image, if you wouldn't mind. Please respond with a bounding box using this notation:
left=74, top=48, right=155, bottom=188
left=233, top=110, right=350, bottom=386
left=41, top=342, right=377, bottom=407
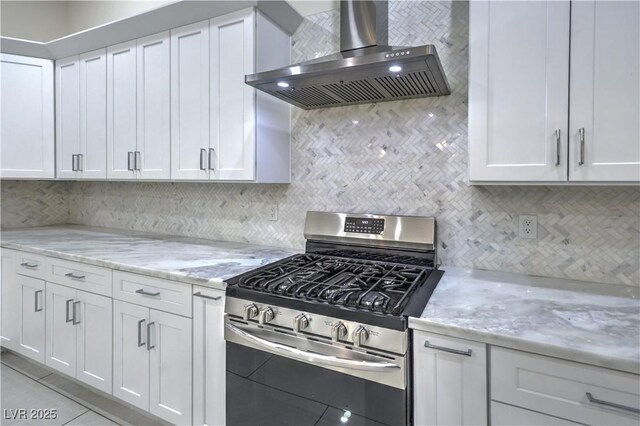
left=34, top=290, right=43, bottom=312
left=136, top=289, right=160, bottom=297
left=586, top=392, right=640, bottom=415
left=20, top=262, right=38, bottom=269
left=424, top=341, right=472, bottom=357
left=65, top=272, right=86, bottom=280
left=194, top=291, right=222, bottom=301
left=66, top=299, right=74, bottom=323
left=137, top=319, right=146, bottom=347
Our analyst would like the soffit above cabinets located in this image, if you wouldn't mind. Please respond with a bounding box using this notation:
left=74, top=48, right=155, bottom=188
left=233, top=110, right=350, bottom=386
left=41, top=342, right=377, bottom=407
left=0, top=0, right=302, bottom=60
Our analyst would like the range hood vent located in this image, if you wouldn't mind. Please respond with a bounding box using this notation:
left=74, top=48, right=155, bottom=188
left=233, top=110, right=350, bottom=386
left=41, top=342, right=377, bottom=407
left=246, top=0, right=450, bottom=110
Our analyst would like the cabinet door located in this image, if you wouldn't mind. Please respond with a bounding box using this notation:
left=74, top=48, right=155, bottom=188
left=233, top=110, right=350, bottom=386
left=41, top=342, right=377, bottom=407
left=107, top=41, right=137, bottom=179
left=1, top=249, right=19, bottom=350
left=16, top=275, right=46, bottom=363
left=569, top=1, right=640, bottom=182
left=468, top=1, right=570, bottom=182
left=170, top=21, right=210, bottom=180
left=210, top=9, right=256, bottom=181
left=113, top=300, right=149, bottom=411
left=137, top=32, right=171, bottom=180
left=76, top=291, right=112, bottom=394
left=149, top=309, right=193, bottom=425
left=413, top=331, right=487, bottom=426
left=79, top=49, right=107, bottom=179
left=193, top=287, right=225, bottom=426
left=55, top=55, right=81, bottom=179
left=45, top=282, right=77, bottom=376
left=0, top=54, right=54, bottom=179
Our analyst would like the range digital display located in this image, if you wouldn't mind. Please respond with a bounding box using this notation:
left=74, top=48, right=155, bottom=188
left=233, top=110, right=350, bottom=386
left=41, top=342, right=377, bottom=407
left=344, top=217, right=385, bottom=234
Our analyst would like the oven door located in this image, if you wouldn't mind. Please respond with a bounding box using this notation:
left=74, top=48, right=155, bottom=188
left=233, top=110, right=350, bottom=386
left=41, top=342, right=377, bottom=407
left=225, top=316, right=408, bottom=426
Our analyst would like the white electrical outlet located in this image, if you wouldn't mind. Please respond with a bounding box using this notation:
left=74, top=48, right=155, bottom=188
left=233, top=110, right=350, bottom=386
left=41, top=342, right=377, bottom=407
left=518, top=215, right=537, bottom=239
left=268, top=204, right=278, bottom=221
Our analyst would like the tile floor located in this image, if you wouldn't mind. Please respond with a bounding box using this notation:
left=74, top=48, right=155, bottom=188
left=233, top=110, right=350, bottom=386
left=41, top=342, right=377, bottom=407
left=0, top=351, right=170, bottom=426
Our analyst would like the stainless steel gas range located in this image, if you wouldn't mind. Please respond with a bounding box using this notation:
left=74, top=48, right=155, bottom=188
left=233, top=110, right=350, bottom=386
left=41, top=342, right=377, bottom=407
left=224, top=211, right=443, bottom=426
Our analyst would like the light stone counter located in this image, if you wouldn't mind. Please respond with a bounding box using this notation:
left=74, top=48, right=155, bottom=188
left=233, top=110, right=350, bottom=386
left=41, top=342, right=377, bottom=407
left=1, top=225, right=299, bottom=291
left=410, top=267, right=640, bottom=375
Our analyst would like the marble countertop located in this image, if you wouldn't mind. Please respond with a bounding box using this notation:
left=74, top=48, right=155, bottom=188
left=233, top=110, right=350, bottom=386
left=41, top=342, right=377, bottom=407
left=1, top=225, right=299, bottom=290
left=410, top=267, right=640, bottom=375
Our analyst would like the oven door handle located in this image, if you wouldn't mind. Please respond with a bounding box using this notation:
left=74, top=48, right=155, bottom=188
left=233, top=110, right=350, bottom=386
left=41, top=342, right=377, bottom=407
left=226, top=323, right=400, bottom=372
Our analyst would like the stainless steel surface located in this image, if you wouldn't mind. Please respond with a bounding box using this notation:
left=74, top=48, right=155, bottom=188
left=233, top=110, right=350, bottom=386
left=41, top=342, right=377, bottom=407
left=134, top=151, right=141, bottom=171
left=208, top=148, right=215, bottom=171
left=137, top=319, right=145, bottom=347
left=20, top=262, right=38, bottom=269
left=225, top=317, right=407, bottom=389
left=245, top=0, right=450, bottom=110
left=34, top=290, right=43, bottom=312
left=199, top=148, right=207, bottom=171
left=331, top=321, right=348, bottom=342
left=303, top=211, right=436, bottom=251
left=77, top=154, right=83, bottom=171
left=340, top=1, right=387, bottom=52
left=64, top=272, right=85, bottom=281
left=555, top=129, right=561, bottom=166
left=352, top=325, right=369, bottom=347
left=293, top=313, right=310, bottom=332
left=579, top=127, right=585, bottom=166
left=585, top=392, right=640, bottom=415
left=127, top=152, right=134, bottom=171
left=66, top=299, right=74, bottom=323
left=226, top=297, right=408, bottom=355
left=194, top=291, right=222, bottom=301
left=243, top=303, right=258, bottom=321
left=72, top=301, right=80, bottom=325
left=423, top=340, right=472, bottom=357
left=147, top=322, right=155, bottom=350
left=135, top=288, right=160, bottom=297
left=258, top=306, right=275, bottom=324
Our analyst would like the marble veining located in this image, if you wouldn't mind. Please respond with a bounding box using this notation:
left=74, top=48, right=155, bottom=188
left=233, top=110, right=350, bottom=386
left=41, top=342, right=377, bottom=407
left=410, top=267, right=640, bottom=374
left=0, top=225, right=298, bottom=289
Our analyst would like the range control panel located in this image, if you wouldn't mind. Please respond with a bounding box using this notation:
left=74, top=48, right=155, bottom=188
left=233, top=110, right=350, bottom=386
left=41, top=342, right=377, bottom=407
left=344, top=217, right=385, bottom=234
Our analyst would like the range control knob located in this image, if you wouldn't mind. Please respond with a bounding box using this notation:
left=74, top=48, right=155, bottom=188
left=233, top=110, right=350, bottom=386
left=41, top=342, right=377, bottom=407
left=353, top=326, right=369, bottom=347
left=331, top=321, right=348, bottom=342
left=243, top=303, right=259, bottom=321
left=293, top=313, right=310, bottom=332
left=258, top=307, right=275, bottom=324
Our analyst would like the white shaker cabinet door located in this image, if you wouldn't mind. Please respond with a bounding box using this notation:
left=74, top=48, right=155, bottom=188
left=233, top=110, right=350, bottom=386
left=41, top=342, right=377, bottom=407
left=170, top=20, right=211, bottom=180
left=1, top=249, right=19, bottom=350
left=210, top=9, right=256, bottom=181
left=193, top=287, right=225, bottom=426
left=569, top=1, right=640, bottom=182
left=55, top=56, right=81, bottom=179
left=79, top=49, right=107, bottom=179
left=76, top=291, right=112, bottom=394
left=0, top=54, right=54, bottom=179
left=113, top=300, right=150, bottom=411
left=45, top=282, right=77, bottom=377
left=107, top=41, right=137, bottom=179
left=16, top=275, right=46, bottom=363
left=468, top=1, right=570, bottom=182
left=137, top=32, right=171, bottom=180
left=413, top=331, right=487, bottom=426
left=149, top=309, right=193, bottom=425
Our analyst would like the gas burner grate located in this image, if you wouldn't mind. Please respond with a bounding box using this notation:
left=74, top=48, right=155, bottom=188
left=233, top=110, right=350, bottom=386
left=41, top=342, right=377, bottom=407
left=237, top=254, right=429, bottom=315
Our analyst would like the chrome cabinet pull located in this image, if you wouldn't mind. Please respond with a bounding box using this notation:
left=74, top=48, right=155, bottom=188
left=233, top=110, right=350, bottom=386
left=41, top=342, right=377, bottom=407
left=65, top=299, right=74, bottom=323
left=72, top=301, right=81, bottom=325
left=199, top=148, right=207, bottom=171
left=194, top=291, right=221, bottom=301
left=554, top=129, right=561, bottom=166
left=134, top=151, right=141, bottom=171
left=20, top=262, right=38, bottom=269
left=147, top=322, right=155, bottom=350
left=65, top=272, right=86, bottom=280
left=586, top=392, right=640, bottom=415
left=578, top=127, right=585, bottom=166
left=136, top=288, right=160, bottom=297
left=137, top=319, right=146, bottom=347
left=127, top=152, right=134, bottom=171
left=208, top=148, right=215, bottom=171
left=424, top=340, right=472, bottom=357
left=77, top=154, right=83, bottom=171
left=72, top=154, right=77, bottom=171
left=34, top=290, right=43, bottom=312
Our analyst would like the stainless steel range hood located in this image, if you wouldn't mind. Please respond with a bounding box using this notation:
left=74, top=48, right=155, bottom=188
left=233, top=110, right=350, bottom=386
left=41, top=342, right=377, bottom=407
left=245, top=0, right=450, bottom=110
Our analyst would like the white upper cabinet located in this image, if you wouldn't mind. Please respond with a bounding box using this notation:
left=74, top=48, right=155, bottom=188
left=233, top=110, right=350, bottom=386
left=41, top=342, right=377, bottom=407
left=469, top=0, right=570, bottom=183
left=136, top=32, right=171, bottom=180
left=56, top=56, right=81, bottom=179
left=0, top=54, right=54, bottom=179
left=569, top=1, right=640, bottom=182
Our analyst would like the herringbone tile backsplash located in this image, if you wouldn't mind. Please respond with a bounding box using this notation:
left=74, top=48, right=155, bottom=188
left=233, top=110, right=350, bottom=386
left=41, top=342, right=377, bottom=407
left=2, top=1, right=639, bottom=286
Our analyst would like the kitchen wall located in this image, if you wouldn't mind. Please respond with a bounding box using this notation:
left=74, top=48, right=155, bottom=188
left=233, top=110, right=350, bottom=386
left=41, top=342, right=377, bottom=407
left=0, top=1, right=69, bottom=42
left=1, top=1, right=639, bottom=287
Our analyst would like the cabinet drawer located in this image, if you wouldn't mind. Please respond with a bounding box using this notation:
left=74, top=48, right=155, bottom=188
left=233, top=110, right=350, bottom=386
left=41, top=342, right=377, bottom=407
left=112, top=271, right=192, bottom=317
left=14, top=252, right=49, bottom=280
left=491, top=347, right=640, bottom=425
left=48, top=258, right=112, bottom=297
left=491, top=401, right=581, bottom=426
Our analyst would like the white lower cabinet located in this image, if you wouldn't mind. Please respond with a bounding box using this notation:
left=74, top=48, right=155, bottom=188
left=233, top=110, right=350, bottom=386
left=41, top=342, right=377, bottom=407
left=15, top=274, right=46, bottom=363
left=1, top=249, right=19, bottom=350
left=46, top=282, right=77, bottom=376
left=491, top=401, right=581, bottom=426
left=113, top=300, right=192, bottom=425
left=193, top=286, right=225, bottom=426
left=413, top=330, right=487, bottom=426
